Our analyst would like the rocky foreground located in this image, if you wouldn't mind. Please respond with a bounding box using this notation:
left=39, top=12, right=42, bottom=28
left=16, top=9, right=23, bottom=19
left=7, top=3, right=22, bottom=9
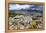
left=8, top=15, right=43, bottom=30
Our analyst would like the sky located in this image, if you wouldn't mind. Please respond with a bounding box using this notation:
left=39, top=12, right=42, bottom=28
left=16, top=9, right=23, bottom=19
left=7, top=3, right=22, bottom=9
left=9, top=4, right=34, bottom=10
left=9, top=4, right=43, bottom=10
left=9, top=4, right=43, bottom=15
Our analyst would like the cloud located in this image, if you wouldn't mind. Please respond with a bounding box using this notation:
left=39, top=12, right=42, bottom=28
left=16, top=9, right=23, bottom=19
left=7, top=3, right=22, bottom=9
left=36, top=5, right=43, bottom=11
left=9, top=4, right=35, bottom=10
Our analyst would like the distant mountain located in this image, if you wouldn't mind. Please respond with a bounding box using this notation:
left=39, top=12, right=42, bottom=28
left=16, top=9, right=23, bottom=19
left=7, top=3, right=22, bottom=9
left=9, top=4, right=43, bottom=15
left=9, top=10, right=42, bottom=15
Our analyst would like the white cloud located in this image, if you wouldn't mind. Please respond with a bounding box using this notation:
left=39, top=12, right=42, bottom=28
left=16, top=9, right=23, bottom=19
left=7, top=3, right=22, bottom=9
left=9, top=4, right=34, bottom=10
